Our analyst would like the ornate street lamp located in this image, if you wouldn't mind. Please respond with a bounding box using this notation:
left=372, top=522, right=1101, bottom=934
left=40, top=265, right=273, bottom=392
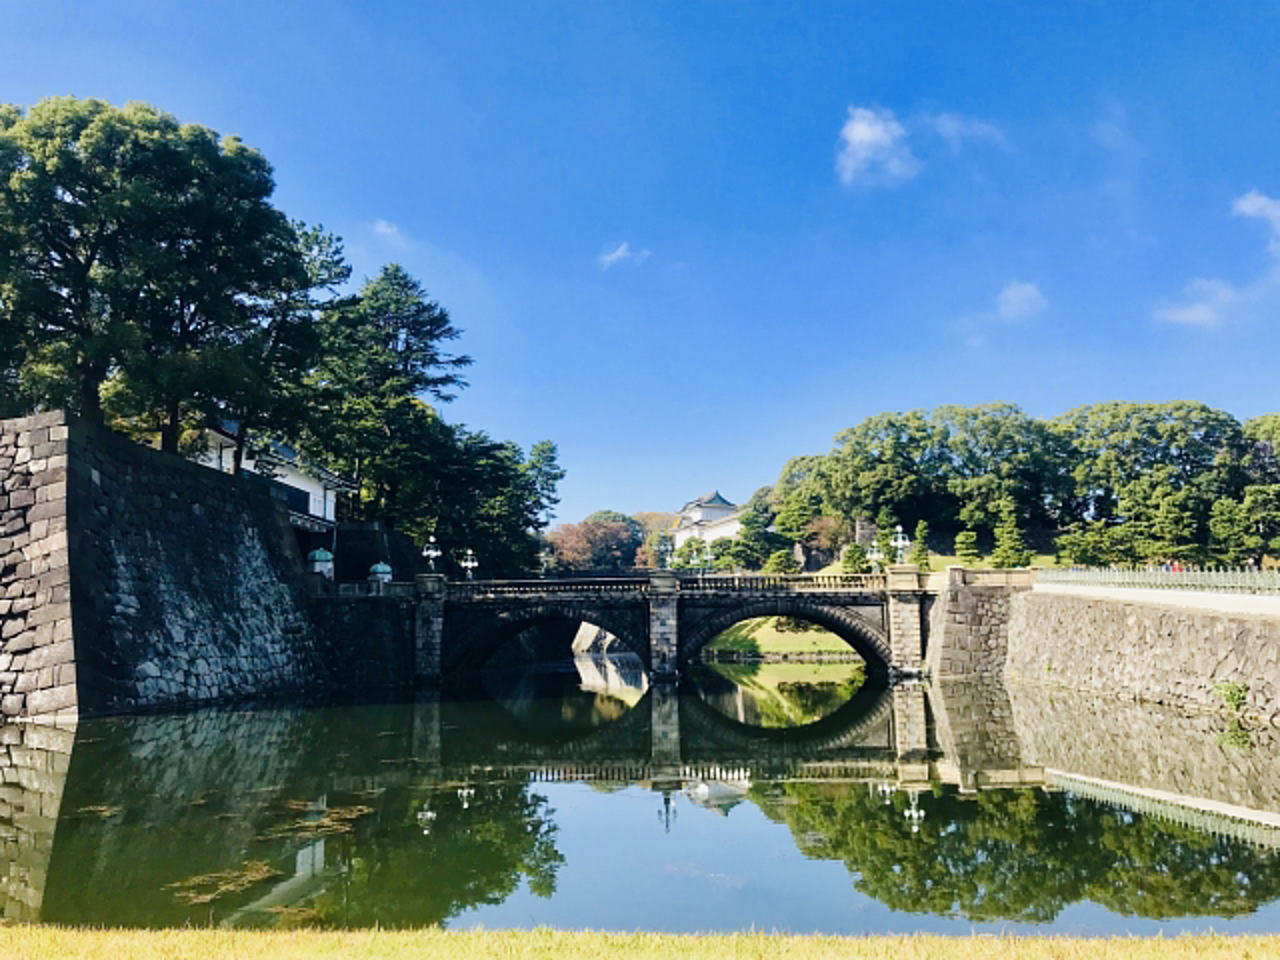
left=540, top=546, right=555, bottom=577
left=421, top=535, right=442, bottom=572
left=903, top=790, right=926, bottom=834
left=657, top=536, right=673, bottom=570
left=867, top=541, right=884, bottom=573
left=460, top=548, right=479, bottom=580
left=891, top=524, right=911, bottom=564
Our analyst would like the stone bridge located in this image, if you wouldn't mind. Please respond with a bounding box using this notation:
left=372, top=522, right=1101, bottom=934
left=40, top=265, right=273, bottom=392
left=400, top=568, right=935, bottom=682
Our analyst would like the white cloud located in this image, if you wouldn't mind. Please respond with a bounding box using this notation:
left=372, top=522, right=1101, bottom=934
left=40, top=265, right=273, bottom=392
left=1154, top=278, right=1239, bottom=328
left=371, top=218, right=408, bottom=248
left=597, top=241, right=652, bottom=271
left=995, top=281, right=1048, bottom=321
left=1234, top=189, right=1280, bottom=255
left=1155, top=189, right=1280, bottom=328
left=835, top=106, right=919, bottom=186
left=924, top=112, right=1007, bottom=150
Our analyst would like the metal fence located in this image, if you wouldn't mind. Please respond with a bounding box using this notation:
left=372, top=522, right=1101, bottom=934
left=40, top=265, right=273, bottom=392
left=1037, top=566, right=1280, bottom=595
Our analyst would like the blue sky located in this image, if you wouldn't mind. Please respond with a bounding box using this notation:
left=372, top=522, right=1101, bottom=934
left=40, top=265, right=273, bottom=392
left=6, top=2, right=1280, bottom=523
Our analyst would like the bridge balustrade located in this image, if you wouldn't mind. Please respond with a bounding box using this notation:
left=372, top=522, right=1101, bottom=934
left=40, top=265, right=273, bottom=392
left=676, top=573, right=887, bottom=592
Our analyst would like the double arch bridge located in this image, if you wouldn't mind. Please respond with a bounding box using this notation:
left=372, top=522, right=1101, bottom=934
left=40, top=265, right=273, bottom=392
left=406, top=569, right=933, bottom=683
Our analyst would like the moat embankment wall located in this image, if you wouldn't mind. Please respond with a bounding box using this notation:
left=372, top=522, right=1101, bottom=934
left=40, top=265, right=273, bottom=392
left=923, top=568, right=1280, bottom=724
left=0, top=411, right=412, bottom=720
left=1004, top=589, right=1280, bottom=723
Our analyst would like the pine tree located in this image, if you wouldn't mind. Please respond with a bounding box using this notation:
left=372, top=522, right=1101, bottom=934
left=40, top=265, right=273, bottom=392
left=875, top=508, right=896, bottom=567
left=909, top=520, right=931, bottom=570
left=990, top=498, right=1031, bottom=568
left=842, top=541, right=871, bottom=573
left=954, top=529, right=982, bottom=566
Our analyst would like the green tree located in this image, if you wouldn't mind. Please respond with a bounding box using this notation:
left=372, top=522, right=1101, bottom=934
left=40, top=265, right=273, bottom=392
left=909, top=520, right=930, bottom=570
left=671, top=537, right=707, bottom=571
left=761, top=549, right=801, bottom=574
left=302, top=264, right=471, bottom=507
left=954, top=529, right=981, bottom=566
left=875, top=507, right=896, bottom=565
left=709, top=536, right=737, bottom=571
left=1209, top=497, right=1251, bottom=565
left=990, top=497, right=1031, bottom=568
left=725, top=486, right=789, bottom=570
left=841, top=541, right=871, bottom=574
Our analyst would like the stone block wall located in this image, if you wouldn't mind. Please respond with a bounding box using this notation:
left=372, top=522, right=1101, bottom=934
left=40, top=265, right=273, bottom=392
left=1005, top=682, right=1280, bottom=814
left=0, top=411, right=420, bottom=719
left=925, top=567, right=1029, bottom=678
left=1006, top=591, right=1280, bottom=723
left=0, top=413, right=76, bottom=720
left=0, top=720, right=73, bottom=920
left=62, top=415, right=328, bottom=716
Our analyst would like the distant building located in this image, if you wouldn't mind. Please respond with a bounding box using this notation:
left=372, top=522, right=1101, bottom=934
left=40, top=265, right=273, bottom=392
left=672, top=490, right=742, bottom=549
left=197, top=424, right=354, bottom=536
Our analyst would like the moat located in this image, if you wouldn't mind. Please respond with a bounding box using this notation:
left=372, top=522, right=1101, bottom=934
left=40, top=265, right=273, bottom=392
left=3, top=648, right=1279, bottom=935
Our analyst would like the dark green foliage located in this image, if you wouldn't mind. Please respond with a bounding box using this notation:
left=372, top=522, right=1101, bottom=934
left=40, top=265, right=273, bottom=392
left=953, top=529, right=981, bottom=566
left=0, top=96, right=562, bottom=579
left=909, top=520, right=930, bottom=571
left=841, top=541, right=870, bottom=574
left=770, top=400, right=1276, bottom=568
left=990, top=498, right=1031, bottom=568
left=762, top=549, right=801, bottom=574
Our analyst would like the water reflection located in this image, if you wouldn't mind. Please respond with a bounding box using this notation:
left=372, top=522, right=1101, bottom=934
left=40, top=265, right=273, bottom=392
left=2, top=667, right=1279, bottom=933
left=687, top=661, right=865, bottom=728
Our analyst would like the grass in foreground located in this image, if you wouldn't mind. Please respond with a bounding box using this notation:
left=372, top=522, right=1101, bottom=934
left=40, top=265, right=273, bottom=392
left=2, top=928, right=1279, bottom=960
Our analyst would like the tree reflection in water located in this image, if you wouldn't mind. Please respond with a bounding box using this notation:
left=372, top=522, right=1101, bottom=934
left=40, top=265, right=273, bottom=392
left=751, top=782, right=1280, bottom=923
left=283, top=782, right=564, bottom=929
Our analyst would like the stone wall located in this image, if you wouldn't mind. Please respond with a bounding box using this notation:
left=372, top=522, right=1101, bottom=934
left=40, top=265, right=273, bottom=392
left=0, top=411, right=419, bottom=719
left=0, top=720, right=73, bottom=920
left=1005, top=682, right=1280, bottom=815
left=925, top=567, right=1031, bottom=678
left=0, top=413, right=77, bottom=719
left=1006, top=591, right=1280, bottom=723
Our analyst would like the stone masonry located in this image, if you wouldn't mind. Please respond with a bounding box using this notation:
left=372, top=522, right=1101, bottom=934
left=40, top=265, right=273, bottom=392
left=1006, top=590, right=1280, bottom=724
left=0, top=411, right=372, bottom=719
left=0, top=413, right=76, bottom=720
left=925, top=567, right=1033, bottom=678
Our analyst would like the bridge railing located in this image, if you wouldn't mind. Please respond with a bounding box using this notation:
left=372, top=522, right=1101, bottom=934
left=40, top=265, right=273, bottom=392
left=448, top=578, right=650, bottom=599
left=1037, top=566, right=1280, bottom=595
left=676, top=573, right=887, bottom=592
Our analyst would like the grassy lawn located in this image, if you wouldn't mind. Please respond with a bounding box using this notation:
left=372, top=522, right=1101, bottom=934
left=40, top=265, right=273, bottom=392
left=703, top=616, right=853, bottom=655
left=1, top=928, right=1276, bottom=959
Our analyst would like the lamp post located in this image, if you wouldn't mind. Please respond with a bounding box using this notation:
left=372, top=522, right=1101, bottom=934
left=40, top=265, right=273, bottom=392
left=891, top=524, right=911, bottom=564
left=460, top=548, right=479, bottom=580
left=540, top=546, right=555, bottom=577
left=657, top=535, right=673, bottom=570
left=903, top=789, right=926, bottom=834
left=867, top=541, right=884, bottom=573
left=421, top=535, right=442, bottom=572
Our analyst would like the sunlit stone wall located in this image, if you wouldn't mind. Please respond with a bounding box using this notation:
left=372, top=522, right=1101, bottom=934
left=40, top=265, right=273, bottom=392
left=0, top=411, right=357, bottom=718
left=1006, top=591, right=1280, bottom=724
left=0, top=413, right=76, bottom=719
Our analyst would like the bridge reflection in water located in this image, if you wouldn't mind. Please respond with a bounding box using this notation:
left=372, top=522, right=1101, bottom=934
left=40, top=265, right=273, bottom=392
left=2, top=658, right=1280, bottom=932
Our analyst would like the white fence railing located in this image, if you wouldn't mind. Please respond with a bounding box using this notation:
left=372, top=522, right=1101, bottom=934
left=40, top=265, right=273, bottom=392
left=1037, top=566, right=1280, bottom=595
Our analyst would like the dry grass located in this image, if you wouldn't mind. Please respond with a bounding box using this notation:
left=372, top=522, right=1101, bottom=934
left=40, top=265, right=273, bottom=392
left=0, top=928, right=1277, bottom=960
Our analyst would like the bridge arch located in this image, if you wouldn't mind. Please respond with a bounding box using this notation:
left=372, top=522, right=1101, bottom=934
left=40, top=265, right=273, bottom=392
left=679, top=679, right=895, bottom=757
left=444, top=602, right=649, bottom=675
left=679, top=599, right=891, bottom=674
